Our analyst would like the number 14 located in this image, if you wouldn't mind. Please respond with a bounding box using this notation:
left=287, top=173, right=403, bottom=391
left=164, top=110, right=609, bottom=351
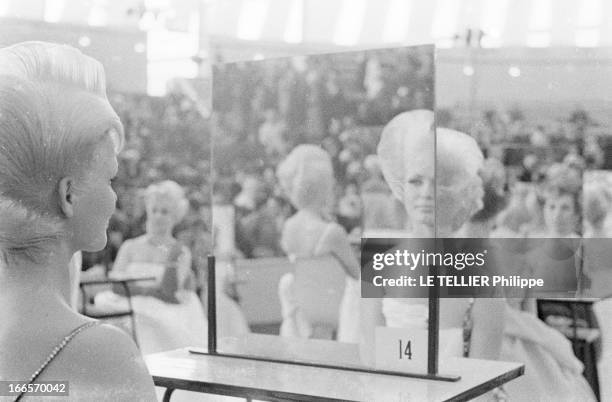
left=399, top=340, right=412, bottom=360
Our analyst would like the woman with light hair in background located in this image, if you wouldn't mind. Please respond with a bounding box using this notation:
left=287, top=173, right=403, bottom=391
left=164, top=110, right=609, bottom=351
left=0, top=42, right=156, bottom=400
left=277, top=144, right=361, bottom=342
left=98, top=180, right=209, bottom=356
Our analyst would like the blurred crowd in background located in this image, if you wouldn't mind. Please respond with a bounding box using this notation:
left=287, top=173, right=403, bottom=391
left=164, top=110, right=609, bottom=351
left=83, top=49, right=612, bottom=298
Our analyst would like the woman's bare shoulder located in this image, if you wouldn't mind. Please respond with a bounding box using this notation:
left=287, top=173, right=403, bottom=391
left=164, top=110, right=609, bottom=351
left=44, top=323, right=156, bottom=401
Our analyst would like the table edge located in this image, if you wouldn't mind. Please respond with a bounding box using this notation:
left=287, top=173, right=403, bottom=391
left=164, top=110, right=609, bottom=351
left=80, top=276, right=157, bottom=285
left=150, top=359, right=525, bottom=402
left=152, top=375, right=355, bottom=402
left=443, top=364, right=525, bottom=402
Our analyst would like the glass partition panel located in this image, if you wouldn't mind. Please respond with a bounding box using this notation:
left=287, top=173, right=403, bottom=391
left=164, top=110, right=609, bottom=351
left=210, top=45, right=437, bottom=373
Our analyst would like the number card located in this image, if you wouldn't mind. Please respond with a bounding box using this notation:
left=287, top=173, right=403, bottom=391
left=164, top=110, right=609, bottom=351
left=374, top=327, right=428, bottom=373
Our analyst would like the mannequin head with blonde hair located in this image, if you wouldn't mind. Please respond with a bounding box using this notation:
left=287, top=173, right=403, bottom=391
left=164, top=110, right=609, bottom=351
left=0, top=42, right=124, bottom=263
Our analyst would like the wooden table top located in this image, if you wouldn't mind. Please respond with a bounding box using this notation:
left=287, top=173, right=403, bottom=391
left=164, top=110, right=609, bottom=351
left=145, top=335, right=524, bottom=402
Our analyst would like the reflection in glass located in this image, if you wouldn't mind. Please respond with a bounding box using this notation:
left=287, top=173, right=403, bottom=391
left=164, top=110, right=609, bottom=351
left=211, top=45, right=437, bottom=373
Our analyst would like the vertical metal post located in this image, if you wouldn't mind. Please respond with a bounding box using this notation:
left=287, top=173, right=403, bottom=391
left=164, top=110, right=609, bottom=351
left=428, top=264, right=440, bottom=375
left=431, top=46, right=440, bottom=376
left=207, top=255, right=217, bottom=354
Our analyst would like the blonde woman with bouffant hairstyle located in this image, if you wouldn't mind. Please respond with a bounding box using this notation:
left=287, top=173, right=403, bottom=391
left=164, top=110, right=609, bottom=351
left=0, top=42, right=156, bottom=400
left=98, top=179, right=210, bottom=357
left=276, top=145, right=361, bottom=342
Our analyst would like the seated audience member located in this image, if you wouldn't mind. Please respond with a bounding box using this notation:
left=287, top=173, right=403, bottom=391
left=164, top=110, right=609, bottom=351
left=0, top=42, right=156, bottom=400
left=583, top=182, right=611, bottom=238
left=98, top=181, right=207, bottom=354
left=528, top=164, right=581, bottom=238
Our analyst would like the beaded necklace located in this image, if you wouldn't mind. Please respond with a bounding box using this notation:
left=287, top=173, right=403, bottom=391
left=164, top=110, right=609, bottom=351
left=14, top=321, right=100, bottom=402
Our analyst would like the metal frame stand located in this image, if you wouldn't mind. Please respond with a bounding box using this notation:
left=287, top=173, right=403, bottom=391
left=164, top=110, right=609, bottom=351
left=199, top=254, right=460, bottom=382
left=207, top=254, right=217, bottom=354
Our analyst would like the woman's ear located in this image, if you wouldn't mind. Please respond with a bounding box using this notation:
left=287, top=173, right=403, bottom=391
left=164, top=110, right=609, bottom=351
left=58, top=177, right=75, bottom=218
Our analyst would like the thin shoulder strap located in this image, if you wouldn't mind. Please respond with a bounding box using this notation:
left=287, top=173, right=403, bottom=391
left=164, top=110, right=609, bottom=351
left=14, top=321, right=100, bottom=402
left=314, top=222, right=335, bottom=255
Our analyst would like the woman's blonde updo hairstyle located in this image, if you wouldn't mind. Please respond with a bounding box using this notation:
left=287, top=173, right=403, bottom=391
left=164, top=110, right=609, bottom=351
left=377, top=110, right=484, bottom=232
left=144, top=180, right=189, bottom=223
left=276, top=144, right=335, bottom=212
left=377, top=109, right=434, bottom=202
left=0, top=42, right=124, bottom=262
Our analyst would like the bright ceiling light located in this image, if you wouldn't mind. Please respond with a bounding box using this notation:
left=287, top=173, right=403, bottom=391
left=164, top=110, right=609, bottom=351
left=0, top=0, right=10, bottom=17
left=526, top=32, right=550, bottom=47
left=575, top=29, right=599, bottom=47
left=526, top=0, right=551, bottom=47
left=88, top=0, right=108, bottom=26
left=333, top=0, right=367, bottom=46
left=284, top=0, right=303, bottom=43
left=529, top=0, right=552, bottom=31
left=479, top=0, right=507, bottom=48
left=431, top=0, right=461, bottom=41
left=508, top=66, right=521, bottom=77
left=575, top=0, right=602, bottom=48
left=382, top=0, right=411, bottom=43
left=237, top=0, right=270, bottom=41
left=44, top=0, right=65, bottom=23
left=134, top=42, right=146, bottom=53
left=78, top=36, right=91, bottom=47
left=577, top=0, right=603, bottom=27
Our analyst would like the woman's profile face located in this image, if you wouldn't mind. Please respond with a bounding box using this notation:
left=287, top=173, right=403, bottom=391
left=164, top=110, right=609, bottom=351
left=544, top=192, right=577, bottom=236
left=146, top=195, right=177, bottom=235
left=71, top=137, right=118, bottom=252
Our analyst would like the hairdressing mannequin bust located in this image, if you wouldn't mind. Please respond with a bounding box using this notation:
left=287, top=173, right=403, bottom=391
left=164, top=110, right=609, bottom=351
left=0, top=42, right=155, bottom=400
